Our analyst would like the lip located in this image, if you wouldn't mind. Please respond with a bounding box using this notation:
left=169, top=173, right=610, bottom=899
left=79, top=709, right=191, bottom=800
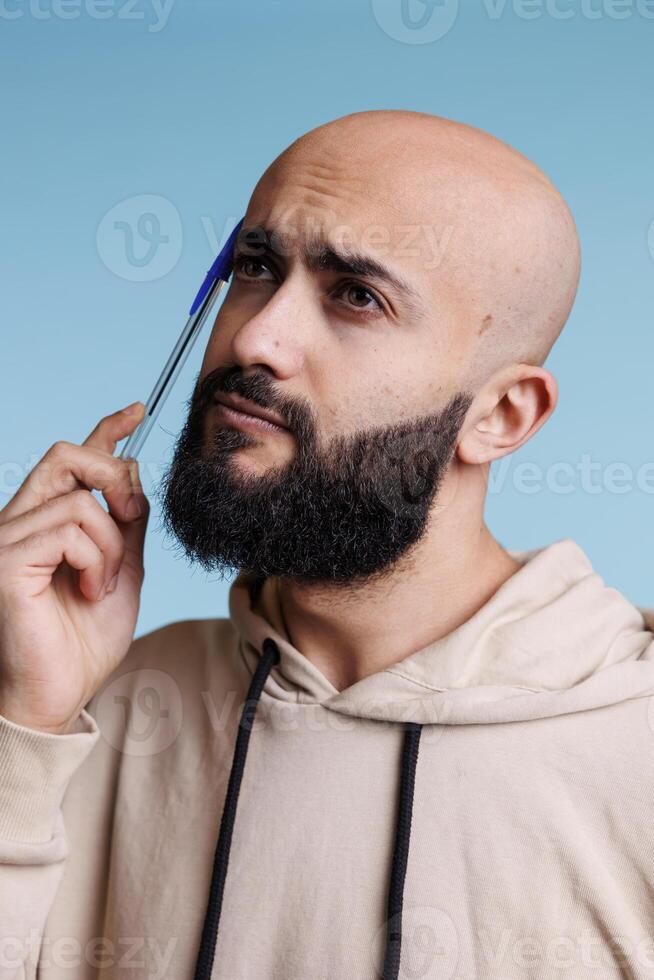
left=213, top=395, right=289, bottom=434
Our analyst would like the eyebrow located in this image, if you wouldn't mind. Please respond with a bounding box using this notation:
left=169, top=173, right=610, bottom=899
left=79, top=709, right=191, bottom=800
left=233, top=224, right=426, bottom=318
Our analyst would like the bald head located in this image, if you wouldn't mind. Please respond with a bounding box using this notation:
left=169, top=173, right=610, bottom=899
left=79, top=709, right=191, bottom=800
left=247, top=110, right=581, bottom=388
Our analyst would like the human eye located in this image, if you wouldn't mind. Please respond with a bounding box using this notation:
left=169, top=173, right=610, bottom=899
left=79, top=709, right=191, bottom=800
left=233, top=254, right=276, bottom=282
left=334, top=280, right=384, bottom=315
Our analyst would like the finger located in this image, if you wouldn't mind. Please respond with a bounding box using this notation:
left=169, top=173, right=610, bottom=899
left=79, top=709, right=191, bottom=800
left=0, top=401, right=145, bottom=526
left=1, top=522, right=105, bottom=602
left=1, top=441, right=144, bottom=527
left=116, top=472, right=151, bottom=586
left=83, top=401, right=145, bottom=455
left=0, top=489, right=126, bottom=592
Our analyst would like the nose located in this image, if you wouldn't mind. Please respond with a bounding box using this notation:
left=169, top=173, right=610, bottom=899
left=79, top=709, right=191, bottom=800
left=228, top=276, right=311, bottom=380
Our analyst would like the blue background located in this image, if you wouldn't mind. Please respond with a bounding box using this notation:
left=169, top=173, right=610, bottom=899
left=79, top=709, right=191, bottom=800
left=2, top=0, right=653, bottom=637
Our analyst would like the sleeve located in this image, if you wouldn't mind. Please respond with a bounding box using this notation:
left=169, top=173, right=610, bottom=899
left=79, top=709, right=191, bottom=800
left=0, top=709, right=100, bottom=980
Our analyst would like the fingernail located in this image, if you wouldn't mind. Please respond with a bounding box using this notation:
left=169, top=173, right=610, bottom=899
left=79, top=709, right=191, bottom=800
left=126, top=495, right=142, bottom=519
left=106, top=573, right=119, bottom=594
left=96, top=584, right=107, bottom=601
left=122, top=401, right=143, bottom=416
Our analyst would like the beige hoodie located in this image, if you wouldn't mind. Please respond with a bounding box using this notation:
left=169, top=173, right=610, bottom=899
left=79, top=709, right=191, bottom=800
left=2, top=538, right=654, bottom=980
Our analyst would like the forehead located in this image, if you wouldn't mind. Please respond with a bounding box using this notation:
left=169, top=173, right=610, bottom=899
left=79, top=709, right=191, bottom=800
left=248, top=158, right=418, bottom=250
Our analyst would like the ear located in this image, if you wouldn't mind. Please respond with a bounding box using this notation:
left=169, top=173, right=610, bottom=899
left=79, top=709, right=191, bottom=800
left=456, top=364, right=558, bottom=465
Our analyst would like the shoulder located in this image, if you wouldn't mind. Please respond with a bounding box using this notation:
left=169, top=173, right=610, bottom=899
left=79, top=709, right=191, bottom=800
left=84, top=616, right=250, bottom=737
left=124, top=616, right=240, bottom=674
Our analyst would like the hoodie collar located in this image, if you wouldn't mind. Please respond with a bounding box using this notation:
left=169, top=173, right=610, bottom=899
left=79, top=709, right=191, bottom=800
left=228, top=539, right=654, bottom=725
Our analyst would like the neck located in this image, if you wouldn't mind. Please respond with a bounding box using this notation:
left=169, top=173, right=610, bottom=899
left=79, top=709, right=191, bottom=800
left=275, top=464, right=521, bottom=692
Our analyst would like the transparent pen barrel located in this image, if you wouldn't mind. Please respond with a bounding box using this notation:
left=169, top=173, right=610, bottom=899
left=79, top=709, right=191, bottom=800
left=119, top=279, right=226, bottom=461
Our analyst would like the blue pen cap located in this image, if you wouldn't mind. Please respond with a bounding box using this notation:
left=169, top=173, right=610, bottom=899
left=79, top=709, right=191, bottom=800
left=189, top=217, right=245, bottom=316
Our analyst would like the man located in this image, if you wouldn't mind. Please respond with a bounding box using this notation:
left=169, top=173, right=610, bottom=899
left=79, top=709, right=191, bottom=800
left=2, top=110, right=654, bottom=980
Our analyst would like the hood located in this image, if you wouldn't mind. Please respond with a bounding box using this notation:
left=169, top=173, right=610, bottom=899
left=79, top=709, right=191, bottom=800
left=228, top=537, right=654, bottom=726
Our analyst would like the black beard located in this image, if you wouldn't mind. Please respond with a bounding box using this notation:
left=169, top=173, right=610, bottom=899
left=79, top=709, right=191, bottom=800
left=155, top=366, right=472, bottom=587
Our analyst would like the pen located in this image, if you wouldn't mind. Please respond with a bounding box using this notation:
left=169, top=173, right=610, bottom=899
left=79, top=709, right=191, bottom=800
left=119, top=216, right=244, bottom=461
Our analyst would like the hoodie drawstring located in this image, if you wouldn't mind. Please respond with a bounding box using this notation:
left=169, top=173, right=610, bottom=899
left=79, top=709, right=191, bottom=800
left=193, top=637, right=280, bottom=980
left=382, top=721, right=423, bottom=980
left=193, top=636, right=423, bottom=980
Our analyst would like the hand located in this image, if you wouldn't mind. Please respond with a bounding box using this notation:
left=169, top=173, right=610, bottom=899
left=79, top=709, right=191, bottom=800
left=0, top=402, right=150, bottom=734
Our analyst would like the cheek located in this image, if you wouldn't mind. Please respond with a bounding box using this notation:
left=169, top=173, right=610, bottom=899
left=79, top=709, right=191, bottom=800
left=336, top=347, right=464, bottom=438
left=318, top=359, right=413, bottom=439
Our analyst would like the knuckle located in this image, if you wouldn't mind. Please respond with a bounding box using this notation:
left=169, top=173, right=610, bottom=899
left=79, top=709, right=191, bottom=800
left=71, top=487, right=100, bottom=516
left=49, top=439, right=74, bottom=460
left=58, top=520, right=78, bottom=540
left=39, top=441, right=76, bottom=493
left=65, top=490, right=123, bottom=558
left=55, top=521, right=84, bottom=548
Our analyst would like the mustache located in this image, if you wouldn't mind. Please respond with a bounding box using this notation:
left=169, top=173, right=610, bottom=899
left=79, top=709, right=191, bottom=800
left=194, top=366, right=281, bottom=415
left=191, top=366, right=313, bottom=439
